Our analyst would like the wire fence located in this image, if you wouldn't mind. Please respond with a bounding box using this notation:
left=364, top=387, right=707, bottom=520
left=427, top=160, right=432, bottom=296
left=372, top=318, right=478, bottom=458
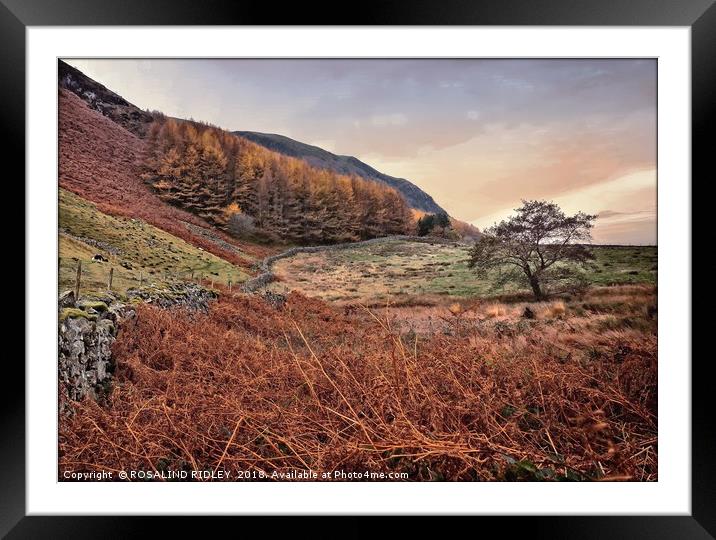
left=61, top=257, right=237, bottom=298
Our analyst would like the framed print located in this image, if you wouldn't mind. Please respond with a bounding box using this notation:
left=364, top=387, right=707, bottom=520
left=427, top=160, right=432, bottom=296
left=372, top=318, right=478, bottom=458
left=5, top=0, right=711, bottom=536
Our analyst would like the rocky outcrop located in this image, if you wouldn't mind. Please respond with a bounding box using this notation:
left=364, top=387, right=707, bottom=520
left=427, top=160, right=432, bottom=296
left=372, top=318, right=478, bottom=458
left=59, top=59, right=154, bottom=137
left=58, top=291, right=135, bottom=406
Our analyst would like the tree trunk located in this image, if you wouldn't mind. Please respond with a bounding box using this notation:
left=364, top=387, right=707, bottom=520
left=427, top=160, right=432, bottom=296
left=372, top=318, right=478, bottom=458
left=529, top=276, right=543, bottom=298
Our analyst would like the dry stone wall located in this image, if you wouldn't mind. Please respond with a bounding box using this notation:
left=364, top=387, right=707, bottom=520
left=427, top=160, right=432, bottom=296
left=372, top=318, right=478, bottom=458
left=58, top=291, right=135, bottom=407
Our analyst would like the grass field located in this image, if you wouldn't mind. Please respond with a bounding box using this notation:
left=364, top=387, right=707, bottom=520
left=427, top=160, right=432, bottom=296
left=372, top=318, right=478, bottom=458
left=59, top=189, right=251, bottom=295
left=270, top=239, right=657, bottom=304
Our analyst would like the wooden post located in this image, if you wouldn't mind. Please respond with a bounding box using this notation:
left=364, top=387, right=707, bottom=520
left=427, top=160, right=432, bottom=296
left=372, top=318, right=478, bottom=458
left=228, top=279, right=232, bottom=293
left=108, top=267, right=114, bottom=291
left=191, top=270, right=194, bottom=280
left=139, top=271, right=143, bottom=287
left=74, top=260, right=82, bottom=300
left=211, top=278, right=214, bottom=288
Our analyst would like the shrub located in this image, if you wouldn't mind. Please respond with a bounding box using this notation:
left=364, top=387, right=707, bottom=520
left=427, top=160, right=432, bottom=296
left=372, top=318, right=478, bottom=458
left=227, top=212, right=256, bottom=239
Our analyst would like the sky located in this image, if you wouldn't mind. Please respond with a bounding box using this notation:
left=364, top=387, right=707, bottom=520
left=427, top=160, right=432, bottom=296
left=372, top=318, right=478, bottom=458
left=65, top=59, right=657, bottom=245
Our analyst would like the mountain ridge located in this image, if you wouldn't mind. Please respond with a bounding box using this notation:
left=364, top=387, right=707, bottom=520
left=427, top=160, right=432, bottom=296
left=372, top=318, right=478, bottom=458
left=58, top=59, right=461, bottom=232
left=234, top=131, right=447, bottom=215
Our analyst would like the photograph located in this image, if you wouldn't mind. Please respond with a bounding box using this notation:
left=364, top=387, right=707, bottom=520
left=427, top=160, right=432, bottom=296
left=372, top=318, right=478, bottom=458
left=56, top=57, right=659, bottom=483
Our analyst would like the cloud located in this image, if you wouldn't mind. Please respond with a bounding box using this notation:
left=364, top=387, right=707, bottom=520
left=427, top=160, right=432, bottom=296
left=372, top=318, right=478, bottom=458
left=598, top=210, right=624, bottom=219
left=598, top=209, right=654, bottom=220
left=439, top=81, right=464, bottom=88
left=370, top=113, right=407, bottom=127
left=470, top=170, right=657, bottom=245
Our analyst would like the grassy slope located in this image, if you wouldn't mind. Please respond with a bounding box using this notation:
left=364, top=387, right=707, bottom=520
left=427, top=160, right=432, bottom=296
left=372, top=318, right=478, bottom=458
left=59, top=189, right=250, bottom=295
left=271, top=240, right=657, bottom=303
left=59, top=88, right=270, bottom=265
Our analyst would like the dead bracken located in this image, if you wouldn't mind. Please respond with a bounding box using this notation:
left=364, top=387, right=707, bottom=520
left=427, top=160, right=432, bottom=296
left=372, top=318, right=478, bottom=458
left=59, top=285, right=657, bottom=482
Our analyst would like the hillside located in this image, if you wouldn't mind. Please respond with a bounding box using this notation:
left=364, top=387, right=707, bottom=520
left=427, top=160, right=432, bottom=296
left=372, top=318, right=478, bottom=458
left=235, top=130, right=446, bottom=215
left=59, top=61, right=470, bottom=243
left=59, top=189, right=250, bottom=294
left=58, top=87, right=268, bottom=265
left=59, top=61, right=418, bottom=245
left=59, top=59, right=154, bottom=137
left=140, top=118, right=415, bottom=243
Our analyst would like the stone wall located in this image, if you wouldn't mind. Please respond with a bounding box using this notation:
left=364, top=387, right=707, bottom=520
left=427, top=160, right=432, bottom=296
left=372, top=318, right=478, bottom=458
left=58, top=291, right=135, bottom=407
left=58, top=282, right=218, bottom=411
left=126, top=282, right=218, bottom=312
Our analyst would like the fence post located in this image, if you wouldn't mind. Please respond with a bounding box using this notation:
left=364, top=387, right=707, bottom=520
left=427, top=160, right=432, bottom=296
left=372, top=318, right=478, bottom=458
left=74, top=260, right=82, bottom=300
left=139, top=271, right=143, bottom=287
left=228, top=279, right=232, bottom=293
left=191, top=270, right=194, bottom=280
left=210, top=278, right=214, bottom=288
left=108, top=267, right=114, bottom=291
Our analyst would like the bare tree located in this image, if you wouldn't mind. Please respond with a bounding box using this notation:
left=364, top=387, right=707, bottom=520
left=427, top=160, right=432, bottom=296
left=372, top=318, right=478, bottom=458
left=467, top=200, right=597, bottom=298
left=227, top=212, right=256, bottom=238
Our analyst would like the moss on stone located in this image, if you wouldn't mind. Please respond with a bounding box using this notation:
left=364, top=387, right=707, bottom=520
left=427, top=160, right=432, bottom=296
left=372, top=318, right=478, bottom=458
left=97, top=319, right=116, bottom=335
left=78, top=300, right=109, bottom=313
left=59, top=307, right=98, bottom=322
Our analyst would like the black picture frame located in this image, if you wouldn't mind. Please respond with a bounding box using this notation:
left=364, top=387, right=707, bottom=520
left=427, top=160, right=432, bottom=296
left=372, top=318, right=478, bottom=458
left=4, top=0, right=709, bottom=536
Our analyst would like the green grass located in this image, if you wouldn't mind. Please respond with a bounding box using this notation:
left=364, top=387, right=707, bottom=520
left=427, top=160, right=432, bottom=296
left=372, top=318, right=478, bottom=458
left=589, top=246, right=658, bottom=285
left=271, top=240, right=657, bottom=303
left=59, top=189, right=250, bottom=296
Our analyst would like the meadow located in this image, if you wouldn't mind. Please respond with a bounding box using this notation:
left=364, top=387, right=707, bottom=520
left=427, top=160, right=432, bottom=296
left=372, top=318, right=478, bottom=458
left=270, top=239, right=657, bottom=304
